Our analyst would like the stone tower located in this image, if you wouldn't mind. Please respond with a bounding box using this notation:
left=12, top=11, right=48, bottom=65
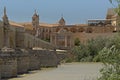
left=2, top=7, right=10, bottom=47
left=59, top=16, right=66, bottom=26
left=32, top=10, right=39, bottom=31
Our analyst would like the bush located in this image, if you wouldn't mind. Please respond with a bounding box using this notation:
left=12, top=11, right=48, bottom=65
left=71, top=37, right=109, bottom=62
left=74, top=38, right=80, bottom=46
left=97, top=46, right=120, bottom=80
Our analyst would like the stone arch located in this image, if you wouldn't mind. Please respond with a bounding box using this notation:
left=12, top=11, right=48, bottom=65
left=78, top=27, right=85, bottom=32
left=86, top=28, right=93, bottom=33
left=63, top=28, right=69, bottom=31
left=70, top=28, right=77, bottom=33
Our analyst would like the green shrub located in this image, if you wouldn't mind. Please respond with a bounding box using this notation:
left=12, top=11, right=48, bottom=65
left=97, top=46, right=120, bottom=80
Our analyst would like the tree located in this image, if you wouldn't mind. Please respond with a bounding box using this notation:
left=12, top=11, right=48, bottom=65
left=109, top=0, right=120, bottom=26
left=74, top=38, right=80, bottom=46
left=97, top=46, right=120, bottom=80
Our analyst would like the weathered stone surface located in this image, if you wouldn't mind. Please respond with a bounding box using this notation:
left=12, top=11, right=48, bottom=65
left=16, top=49, right=29, bottom=74
left=0, top=47, right=17, bottom=78
left=38, top=50, right=59, bottom=67
left=0, top=59, right=2, bottom=80
left=28, top=49, right=40, bottom=70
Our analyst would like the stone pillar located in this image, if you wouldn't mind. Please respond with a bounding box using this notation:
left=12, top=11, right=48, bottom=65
left=65, top=36, right=67, bottom=47
left=55, top=35, right=57, bottom=46
left=50, top=34, right=52, bottom=44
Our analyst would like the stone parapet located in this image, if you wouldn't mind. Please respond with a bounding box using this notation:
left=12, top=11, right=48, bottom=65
left=0, top=47, right=17, bottom=78
left=28, top=49, right=40, bottom=70
left=0, top=48, right=60, bottom=79
left=38, top=50, right=59, bottom=67
left=0, top=59, right=2, bottom=80
left=15, top=49, right=29, bottom=74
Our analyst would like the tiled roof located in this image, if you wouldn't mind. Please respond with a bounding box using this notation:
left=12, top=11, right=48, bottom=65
left=9, top=21, right=24, bottom=28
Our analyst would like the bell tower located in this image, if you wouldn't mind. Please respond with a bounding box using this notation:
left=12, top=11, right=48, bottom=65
left=59, top=15, right=66, bottom=26
left=32, top=10, right=39, bottom=31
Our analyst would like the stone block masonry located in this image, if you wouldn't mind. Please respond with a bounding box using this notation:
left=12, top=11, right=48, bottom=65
left=0, top=48, right=60, bottom=79
left=16, top=49, right=30, bottom=74
left=38, top=50, right=59, bottom=67
left=0, top=59, right=2, bottom=80
left=28, top=49, right=40, bottom=70
left=0, top=47, right=17, bottom=78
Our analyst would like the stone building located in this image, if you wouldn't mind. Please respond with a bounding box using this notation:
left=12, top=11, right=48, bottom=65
left=50, top=28, right=73, bottom=49
left=20, top=9, right=118, bottom=49
left=0, top=7, right=118, bottom=50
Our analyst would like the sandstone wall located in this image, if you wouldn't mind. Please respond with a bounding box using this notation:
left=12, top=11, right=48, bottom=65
left=0, top=48, right=17, bottom=79
left=28, top=50, right=40, bottom=70
left=24, top=33, right=55, bottom=49
left=0, top=59, right=2, bottom=80
left=0, top=55, right=17, bottom=78
left=0, top=27, right=4, bottom=49
left=0, top=48, right=59, bottom=79
left=38, top=50, right=59, bottom=67
left=16, top=49, right=29, bottom=74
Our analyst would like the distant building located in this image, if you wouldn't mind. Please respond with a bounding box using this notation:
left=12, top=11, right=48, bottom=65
left=0, top=8, right=117, bottom=50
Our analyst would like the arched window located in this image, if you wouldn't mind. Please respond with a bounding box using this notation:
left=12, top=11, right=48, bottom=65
left=70, top=28, right=77, bottom=33
left=78, top=27, right=85, bottom=32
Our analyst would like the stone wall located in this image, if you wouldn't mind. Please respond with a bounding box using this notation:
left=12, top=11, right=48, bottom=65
left=28, top=50, right=40, bottom=70
left=0, top=59, right=2, bottom=80
left=1, top=55, right=17, bottom=78
left=0, top=48, right=60, bottom=79
left=24, top=33, right=55, bottom=49
left=16, top=49, right=29, bottom=74
left=38, top=50, right=59, bottom=67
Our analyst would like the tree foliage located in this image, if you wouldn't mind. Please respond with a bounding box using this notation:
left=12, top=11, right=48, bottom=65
left=71, top=37, right=110, bottom=62
left=109, top=0, right=120, bottom=16
left=74, top=38, right=80, bottom=46
left=97, top=46, right=120, bottom=80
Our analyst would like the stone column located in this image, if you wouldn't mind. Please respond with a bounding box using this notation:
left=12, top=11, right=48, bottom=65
left=50, top=34, right=52, bottom=44
left=55, top=35, right=57, bottom=46
left=65, top=36, right=67, bottom=47
left=4, top=29, right=10, bottom=47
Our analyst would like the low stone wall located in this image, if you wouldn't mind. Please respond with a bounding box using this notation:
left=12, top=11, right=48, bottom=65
left=0, top=59, right=2, bottom=80
left=57, top=54, right=66, bottom=63
left=16, top=49, right=29, bottom=74
left=28, top=50, right=40, bottom=70
left=0, top=53, right=17, bottom=78
left=0, top=47, right=17, bottom=78
left=38, top=50, right=59, bottom=67
left=0, top=48, right=60, bottom=79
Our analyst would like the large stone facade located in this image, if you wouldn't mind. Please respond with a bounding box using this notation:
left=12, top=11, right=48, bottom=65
left=0, top=7, right=117, bottom=50
left=21, top=9, right=117, bottom=49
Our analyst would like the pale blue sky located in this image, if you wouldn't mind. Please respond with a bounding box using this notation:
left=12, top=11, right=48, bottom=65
left=0, top=0, right=113, bottom=24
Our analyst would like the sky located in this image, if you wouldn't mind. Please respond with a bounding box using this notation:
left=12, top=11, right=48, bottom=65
left=0, top=0, right=113, bottom=24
